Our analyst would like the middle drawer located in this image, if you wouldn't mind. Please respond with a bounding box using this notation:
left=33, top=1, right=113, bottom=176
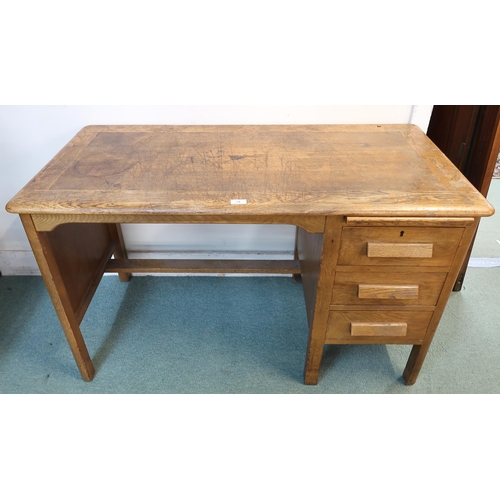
left=331, top=268, right=447, bottom=306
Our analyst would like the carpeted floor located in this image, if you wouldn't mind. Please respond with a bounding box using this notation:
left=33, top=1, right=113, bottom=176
left=1, top=268, right=499, bottom=393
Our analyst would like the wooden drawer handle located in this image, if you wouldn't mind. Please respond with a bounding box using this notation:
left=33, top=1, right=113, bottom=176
left=358, top=284, right=419, bottom=300
left=367, top=242, right=433, bottom=258
left=350, top=322, right=407, bottom=337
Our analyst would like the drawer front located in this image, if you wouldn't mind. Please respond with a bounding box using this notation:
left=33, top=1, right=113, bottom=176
left=331, top=270, right=447, bottom=306
left=337, top=226, right=464, bottom=267
left=325, top=310, right=433, bottom=343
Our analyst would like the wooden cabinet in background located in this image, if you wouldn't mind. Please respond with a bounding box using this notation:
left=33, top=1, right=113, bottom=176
left=426, top=105, right=500, bottom=290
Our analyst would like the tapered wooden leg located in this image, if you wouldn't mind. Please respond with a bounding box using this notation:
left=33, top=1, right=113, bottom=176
left=20, top=216, right=114, bottom=381
left=404, top=219, right=481, bottom=384
left=304, top=339, right=324, bottom=385
left=403, top=344, right=430, bottom=385
left=300, top=217, right=343, bottom=385
left=108, top=223, right=131, bottom=282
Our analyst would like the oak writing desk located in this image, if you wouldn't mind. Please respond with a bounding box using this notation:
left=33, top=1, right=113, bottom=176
left=6, top=125, right=495, bottom=385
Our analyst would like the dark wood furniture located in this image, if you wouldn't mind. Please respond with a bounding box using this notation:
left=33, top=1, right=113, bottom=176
left=427, top=105, right=500, bottom=290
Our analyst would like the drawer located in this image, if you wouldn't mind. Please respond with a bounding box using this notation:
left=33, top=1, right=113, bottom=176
left=337, top=226, right=464, bottom=267
left=331, top=269, right=447, bottom=306
left=325, top=310, right=433, bottom=343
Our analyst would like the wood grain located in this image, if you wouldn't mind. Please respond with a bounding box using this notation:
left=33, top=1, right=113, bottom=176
left=367, top=242, right=433, bottom=259
left=338, top=226, right=464, bottom=267
left=301, top=216, right=344, bottom=384
left=325, top=310, right=433, bottom=343
left=6, top=125, right=495, bottom=220
left=332, top=269, right=446, bottom=306
left=43, top=223, right=115, bottom=321
left=106, top=259, right=300, bottom=274
left=357, top=284, right=419, bottom=300
left=345, top=217, right=475, bottom=227
left=30, top=213, right=326, bottom=233
left=350, top=322, right=407, bottom=337
left=19, top=215, right=95, bottom=381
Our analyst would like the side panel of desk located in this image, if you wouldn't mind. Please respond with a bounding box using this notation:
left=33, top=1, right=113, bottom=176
left=19, top=216, right=119, bottom=380
left=298, top=216, right=344, bottom=384
left=43, top=223, right=116, bottom=322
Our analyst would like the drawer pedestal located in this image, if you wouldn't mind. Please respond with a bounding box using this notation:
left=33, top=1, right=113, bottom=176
left=301, top=216, right=480, bottom=385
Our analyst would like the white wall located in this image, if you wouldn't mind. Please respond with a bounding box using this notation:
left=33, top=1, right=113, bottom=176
left=0, top=105, right=433, bottom=275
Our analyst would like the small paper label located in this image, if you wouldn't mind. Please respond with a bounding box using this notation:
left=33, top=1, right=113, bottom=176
left=230, top=199, right=247, bottom=205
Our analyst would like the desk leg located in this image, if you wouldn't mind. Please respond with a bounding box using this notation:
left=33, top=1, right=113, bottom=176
left=108, top=224, right=131, bottom=282
left=20, top=215, right=116, bottom=381
left=404, top=219, right=480, bottom=385
left=304, top=339, right=325, bottom=385
left=403, top=345, right=429, bottom=385
left=299, top=217, right=342, bottom=385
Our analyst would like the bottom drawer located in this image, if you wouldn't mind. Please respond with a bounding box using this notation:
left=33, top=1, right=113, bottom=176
left=325, top=310, right=433, bottom=343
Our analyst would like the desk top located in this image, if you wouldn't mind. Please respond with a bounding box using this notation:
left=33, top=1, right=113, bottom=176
left=6, top=124, right=494, bottom=220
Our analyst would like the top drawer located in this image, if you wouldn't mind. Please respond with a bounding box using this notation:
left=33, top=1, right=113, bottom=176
left=337, top=226, right=464, bottom=267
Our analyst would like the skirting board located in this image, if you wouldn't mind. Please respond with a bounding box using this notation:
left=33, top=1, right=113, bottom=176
left=0, top=250, right=39, bottom=276
left=468, top=258, right=500, bottom=268
left=0, top=250, right=296, bottom=277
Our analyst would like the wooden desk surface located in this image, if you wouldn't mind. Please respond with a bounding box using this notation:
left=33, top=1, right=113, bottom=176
left=6, top=124, right=494, bottom=221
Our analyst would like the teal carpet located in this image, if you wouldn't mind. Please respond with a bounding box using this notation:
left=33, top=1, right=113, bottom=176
left=1, top=270, right=499, bottom=393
